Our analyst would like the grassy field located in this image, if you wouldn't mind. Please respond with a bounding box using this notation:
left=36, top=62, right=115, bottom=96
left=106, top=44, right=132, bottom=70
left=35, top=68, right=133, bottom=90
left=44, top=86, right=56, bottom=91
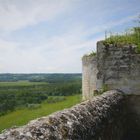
left=0, top=94, right=81, bottom=133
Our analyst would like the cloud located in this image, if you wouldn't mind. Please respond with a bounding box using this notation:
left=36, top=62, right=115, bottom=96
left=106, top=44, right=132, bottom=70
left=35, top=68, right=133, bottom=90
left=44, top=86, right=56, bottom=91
left=0, top=12, right=137, bottom=73
left=0, top=0, right=139, bottom=73
left=0, top=28, right=104, bottom=73
left=0, top=38, right=47, bottom=72
left=0, top=0, right=71, bottom=31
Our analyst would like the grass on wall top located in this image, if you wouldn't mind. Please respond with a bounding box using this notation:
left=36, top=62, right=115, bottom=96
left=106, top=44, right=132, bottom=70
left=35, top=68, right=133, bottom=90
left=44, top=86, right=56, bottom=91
left=103, top=27, right=140, bottom=53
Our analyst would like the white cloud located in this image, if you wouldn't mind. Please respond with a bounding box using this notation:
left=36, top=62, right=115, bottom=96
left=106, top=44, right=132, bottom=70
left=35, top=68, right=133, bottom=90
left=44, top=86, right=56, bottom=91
left=0, top=28, right=104, bottom=73
left=0, top=12, right=136, bottom=73
left=0, top=0, right=139, bottom=73
left=0, top=0, right=71, bottom=31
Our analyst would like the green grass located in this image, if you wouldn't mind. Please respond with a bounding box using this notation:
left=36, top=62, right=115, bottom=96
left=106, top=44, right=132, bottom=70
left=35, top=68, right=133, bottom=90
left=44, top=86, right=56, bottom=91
left=0, top=94, right=81, bottom=133
left=103, top=27, right=140, bottom=52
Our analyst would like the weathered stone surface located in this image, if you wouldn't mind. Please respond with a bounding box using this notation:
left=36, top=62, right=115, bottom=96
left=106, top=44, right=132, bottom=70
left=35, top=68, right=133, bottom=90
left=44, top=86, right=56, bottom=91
left=82, top=42, right=140, bottom=139
left=0, top=90, right=126, bottom=140
left=82, top=42, right=140, bottom=99
left=82, top=55, right=98, bottom=100
left=124, top=95, right=140, bottom=139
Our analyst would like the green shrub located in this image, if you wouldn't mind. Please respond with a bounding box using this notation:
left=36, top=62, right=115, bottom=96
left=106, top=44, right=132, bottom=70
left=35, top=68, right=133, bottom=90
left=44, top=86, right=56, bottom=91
left=102, top=84, right=108, bottom=92
left=89, top=51, right=96, bottom=56
left=26, top=104, right=41, bottom=110
left=46, top=96, right=66, bottom=103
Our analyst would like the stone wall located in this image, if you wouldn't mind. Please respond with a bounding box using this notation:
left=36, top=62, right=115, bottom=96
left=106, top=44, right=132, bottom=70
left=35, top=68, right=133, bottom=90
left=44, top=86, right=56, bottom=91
left=1, top=42, right=140, bottom=139
left=124, top=95, right=140, bottom=139
left=97, top=42, right=140, bottom=95
left=0, top=90, right=126, bottom=140
left=82, top=56, right=97, bottom=100
left=83, top=41, right=140, bottom=140
left=82, top=42, right=140, bottom=100
left=82, top=42, right=140, bottom=139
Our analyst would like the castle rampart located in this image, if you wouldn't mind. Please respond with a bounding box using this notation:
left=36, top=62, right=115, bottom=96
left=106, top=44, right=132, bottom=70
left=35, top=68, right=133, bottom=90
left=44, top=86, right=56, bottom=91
left=0, top=90, right=127, bottom=140
left=1, top=42, right=140, bottom=140
left=82, top=42, right=140, bottom=98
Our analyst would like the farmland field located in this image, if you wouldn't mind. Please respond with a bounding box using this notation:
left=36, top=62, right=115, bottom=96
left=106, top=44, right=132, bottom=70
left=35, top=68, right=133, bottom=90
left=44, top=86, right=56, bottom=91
left=0, top=74, right=82, bottom=132
left=0, top=94, right=81, bottom=132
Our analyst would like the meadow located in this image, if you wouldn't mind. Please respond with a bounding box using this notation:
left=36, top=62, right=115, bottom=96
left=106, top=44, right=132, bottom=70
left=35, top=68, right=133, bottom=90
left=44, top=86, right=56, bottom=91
left=0, top=74, right=82, bottom=132
left=0, top=94, right=81, bottom=132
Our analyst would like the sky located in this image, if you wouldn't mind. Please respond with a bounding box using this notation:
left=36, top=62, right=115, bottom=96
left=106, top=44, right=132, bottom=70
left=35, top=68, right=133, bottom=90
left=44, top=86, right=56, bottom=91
left=0, top=0, right=140, bottom=73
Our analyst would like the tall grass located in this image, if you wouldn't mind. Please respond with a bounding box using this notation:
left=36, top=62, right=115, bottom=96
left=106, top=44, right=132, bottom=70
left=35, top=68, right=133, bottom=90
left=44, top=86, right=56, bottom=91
left=104, top=17, right=140, bottom=53
left=103, top=27, right=140, bottom=52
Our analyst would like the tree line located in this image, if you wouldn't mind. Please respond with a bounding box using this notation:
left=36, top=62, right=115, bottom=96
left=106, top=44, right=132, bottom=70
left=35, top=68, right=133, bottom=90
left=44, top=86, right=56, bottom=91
left=0, top=80, right=81, bottom=116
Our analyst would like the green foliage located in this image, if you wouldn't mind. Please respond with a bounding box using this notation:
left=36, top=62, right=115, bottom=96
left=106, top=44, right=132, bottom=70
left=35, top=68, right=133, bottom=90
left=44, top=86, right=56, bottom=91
left=0, top=73, right=81, bottom=83
left=0, top=95, right=81, bottom=132
left=0, top=74, right=81, bottom=116
left=103, top=27, right=140, bottom=52
left=88, top=51, right=96, bottom=56
left=102, top=84, right=108, bottom=92
left=83, top=51, right=96, bottom=58
left=93, top=84, right=108, bottom=96
left=104, top=27, right=140, bottom=45
left=93, top=90, right=100, bottom=96
left=0, top=74, right=82, bottom=132
left=134, top=27, right=140, bottom=53
left=46, top=96, right=66, bottom=103
left=26, top=104, right=41, bottom=110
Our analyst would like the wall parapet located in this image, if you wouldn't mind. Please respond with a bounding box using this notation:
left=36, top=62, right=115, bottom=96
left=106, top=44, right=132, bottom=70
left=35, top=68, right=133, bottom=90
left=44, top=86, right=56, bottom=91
left=0, top=90, right=126, bottom=140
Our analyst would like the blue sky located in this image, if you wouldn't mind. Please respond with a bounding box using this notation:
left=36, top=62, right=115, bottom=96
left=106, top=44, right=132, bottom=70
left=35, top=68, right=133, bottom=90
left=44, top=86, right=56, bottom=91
left=0, top=0, right=139, bottom=73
